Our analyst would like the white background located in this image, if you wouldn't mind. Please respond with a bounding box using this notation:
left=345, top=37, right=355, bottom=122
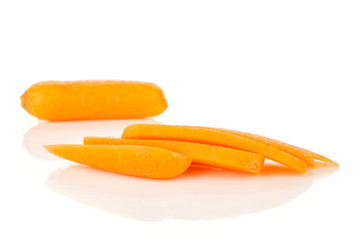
left=1, top=1, right=359, bottom=239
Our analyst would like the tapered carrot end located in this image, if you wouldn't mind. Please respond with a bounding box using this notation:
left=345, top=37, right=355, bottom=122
left=43, top=145, right=66, bottom=159
left=43, top=145, right=53, bottom=153
left=331, top=161, right=340, bottom=167
left=43, top=144, right=192, bottom=179
left=314, top=161, right=340, bottom=168
left=44, top=144, right=61, bottom=152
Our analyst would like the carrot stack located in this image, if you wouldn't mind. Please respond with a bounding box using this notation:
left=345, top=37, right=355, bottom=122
left=45, top=124, right=338, bottom=179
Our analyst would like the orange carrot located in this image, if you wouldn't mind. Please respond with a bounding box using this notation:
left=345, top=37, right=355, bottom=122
left=209, top=129, right=315, bottom=168
left=121, top=124, right=307, bottom=173
left=21, top=80, right=167, bottom=121
left=311, top=154, right=339, bottom=167
left=213, top=128, right=338, bottom=168
left=83, top=137, right=265, bottom=173
left=313, top=161, right=339, bottom=168
left=44, top=144, right=191, bottom=179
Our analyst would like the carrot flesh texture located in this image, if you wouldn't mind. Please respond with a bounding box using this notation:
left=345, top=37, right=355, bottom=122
left=84, top=137, right=265, bottom=173
left=44, top=144, right=191, bottom=179
left=121, top=124, right=307, bottom=173
left=214, top=129, right=338, bottom=168
left=21, top=80, right=167, bottom=121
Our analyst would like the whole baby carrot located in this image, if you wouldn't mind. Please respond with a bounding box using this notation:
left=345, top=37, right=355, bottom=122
left=21, top=80, right=167, bottom=121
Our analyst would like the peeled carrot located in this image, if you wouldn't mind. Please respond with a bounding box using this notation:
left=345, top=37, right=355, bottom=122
left=83, top=137, right=265, bottom=173
left=311, top=153, right=339, bottom=167
left=44, top=144, right=191, bottom=179
left=208, top=128, right=314, bottom=168
left=21, top=80, right=167, bottom=121
left=213, top=129, right=338, bottom=168
left=121, top=124, right=308, bottom=173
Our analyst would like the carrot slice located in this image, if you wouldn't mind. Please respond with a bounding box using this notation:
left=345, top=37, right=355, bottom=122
left=213, top=128, right=338, bottom=168
left=21, top=80, right=167, bottom=121
left=44, top=144, right=191, bottom=179
left=211, top=129, right=315, bottom=168
left=313, top=161, right=339, bottom=168
left=83, top=137, right=265, bottom=173
left=312, top=154, right=339, bottom=167
left=121, top=124, right=307, bottom=173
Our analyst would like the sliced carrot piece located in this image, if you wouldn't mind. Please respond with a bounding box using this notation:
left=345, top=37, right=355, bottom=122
left=21, top=80, right=167, bottom=121
left=313, top=161, right=339, bottom=168
left=83, top=137, right=265, bottom=173
left=210, top=129, right=315, bottom=168
left=121, top=124, right=307, bottom=173
left=44, top=144, right=191, bottom=179
left=213, top=128, right=338, bottom=168
left=312, top=154, right=339, bottom=167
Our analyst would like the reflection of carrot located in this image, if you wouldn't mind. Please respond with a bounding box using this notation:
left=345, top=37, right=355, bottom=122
left=83, top=137, right=265, bottom=173
left=44, top=144, right=191, bottom=179
left=21, top=80, right=167, bottom=121
left=122, top=124, right=308, bottom=173
left=212, top=129, right=338, bottom=168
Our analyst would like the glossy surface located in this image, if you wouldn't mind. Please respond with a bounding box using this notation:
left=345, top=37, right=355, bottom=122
left=21, top=81, right=167, bottom=120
